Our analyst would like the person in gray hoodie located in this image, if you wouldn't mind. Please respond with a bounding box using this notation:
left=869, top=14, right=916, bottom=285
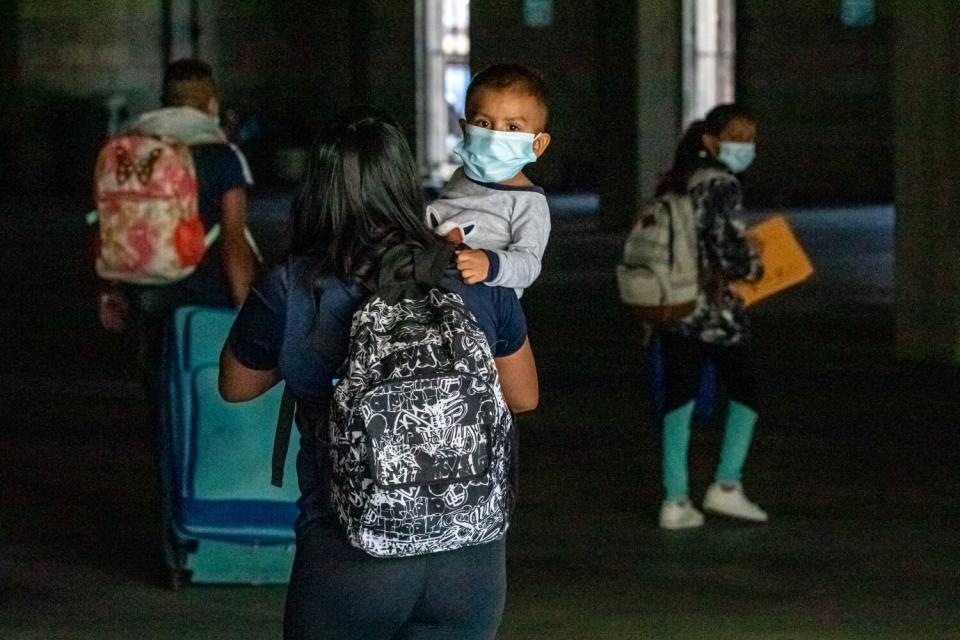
left=98, top=58, right=256, bottom=334
left=96, top=59, right=257, bottom=463
left=427, top=64, right=552, bottom=298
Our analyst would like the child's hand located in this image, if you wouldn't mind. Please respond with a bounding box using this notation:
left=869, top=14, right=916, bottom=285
left=98, top=289, right=128, bottom=333
left=456, top=249, right=490, bottom=284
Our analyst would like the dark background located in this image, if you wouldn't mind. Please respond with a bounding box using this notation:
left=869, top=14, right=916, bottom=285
left=2, top=2, right=960, bottom=638
left=0, top=0, right=893, bottom=207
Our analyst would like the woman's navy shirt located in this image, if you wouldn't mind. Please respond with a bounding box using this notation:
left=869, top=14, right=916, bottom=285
left=227, top=255, right=527, bottom=529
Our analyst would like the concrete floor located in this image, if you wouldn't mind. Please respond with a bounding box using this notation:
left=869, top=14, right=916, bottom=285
left=2, top=196, right=958, bottom=639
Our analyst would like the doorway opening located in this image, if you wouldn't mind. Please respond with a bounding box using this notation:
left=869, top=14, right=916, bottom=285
left=682, top=0, right=736, bottom=125
left=416, top=0, right=470, bottom=185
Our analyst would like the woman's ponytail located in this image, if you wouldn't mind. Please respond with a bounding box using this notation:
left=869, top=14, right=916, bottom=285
left=656, top=119, right=707, bottom=196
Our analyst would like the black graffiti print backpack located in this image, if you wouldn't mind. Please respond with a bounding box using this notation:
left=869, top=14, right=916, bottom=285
left=328, top=243, right=515, bottom=558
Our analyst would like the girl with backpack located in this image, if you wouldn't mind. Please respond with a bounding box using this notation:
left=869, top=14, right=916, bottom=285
left=218, top=108, right=537, bottom=640
left=654, top=104, right=767, bottom=530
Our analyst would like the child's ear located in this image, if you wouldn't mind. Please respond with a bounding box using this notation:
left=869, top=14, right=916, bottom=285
left=701, top=132, right=720, bottom=158
left=427, top=207, right=441, bottom=229
left=533, top=132, right=552, bottom=158
left=459, top=118, right=467, bottom=136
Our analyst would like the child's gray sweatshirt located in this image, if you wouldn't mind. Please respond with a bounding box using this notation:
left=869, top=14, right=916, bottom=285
left=427, top=168, right=551, bottom=298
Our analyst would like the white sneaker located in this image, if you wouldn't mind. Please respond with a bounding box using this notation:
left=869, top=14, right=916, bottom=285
left=703, top=483, right=768, bottom=522
left=659, top=500, right=705, bottom=530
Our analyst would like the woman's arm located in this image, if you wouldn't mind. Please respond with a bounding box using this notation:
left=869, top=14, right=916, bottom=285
left=495, top=338, right=538, bottom=413
left=219, top=343, right=280, bottom=402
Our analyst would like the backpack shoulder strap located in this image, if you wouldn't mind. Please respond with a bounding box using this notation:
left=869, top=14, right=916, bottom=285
left=376, top=243, right=455, bottom=303
left=416, top=243, right=455, bottom=286
left=271, top=384, right=296, bottom=488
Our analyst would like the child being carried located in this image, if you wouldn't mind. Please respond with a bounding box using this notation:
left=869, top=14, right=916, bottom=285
left=428, top=63, right=553, bottom=298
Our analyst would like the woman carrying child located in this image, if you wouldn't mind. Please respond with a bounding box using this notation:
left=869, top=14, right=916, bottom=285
left=219, top=108, right=538, bottom=639
left=654, top=103, right=767, bottom=530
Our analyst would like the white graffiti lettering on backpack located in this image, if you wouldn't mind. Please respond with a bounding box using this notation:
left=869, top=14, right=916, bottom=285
left=329, top=288, right=514, bottom=558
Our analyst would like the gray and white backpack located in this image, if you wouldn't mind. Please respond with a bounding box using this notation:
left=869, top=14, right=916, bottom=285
left=616, top=167, right=727, bottom=326
left=328, top=243, right=515, bottom=558
left=616, top=192, right=699, bottom=325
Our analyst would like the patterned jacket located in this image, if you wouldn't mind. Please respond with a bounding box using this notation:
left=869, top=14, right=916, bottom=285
left=669, top=166, right=763, bottom=345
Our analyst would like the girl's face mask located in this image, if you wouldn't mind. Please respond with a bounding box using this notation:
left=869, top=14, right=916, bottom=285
left=718, top=142, right=756, bottom=173
left=454, top=124, right=541, bottom=183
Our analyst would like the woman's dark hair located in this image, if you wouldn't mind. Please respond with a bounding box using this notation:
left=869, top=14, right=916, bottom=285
left=290, top=108, right=438, bottom=289
left=655, top=103, right=755, bottom=196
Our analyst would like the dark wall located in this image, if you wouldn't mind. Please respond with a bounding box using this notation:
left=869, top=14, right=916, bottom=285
left=737, top=0, right=894, bottom=207
left=3, top=2, right=165, bottom=195
left=210, top=0, right=417, bottom=188
left=213, top=1, right=416, bottom=140
left=2, top=0, right=896, bottom=205
left=212, top=1, right=353, bottom=141
left=0, top=0, right=21, bottom=191
left=892, top=2, right=960, bottom=362
left=470, top=0, right=682, bottom=226
left=357, top=2, right=418, bottom=144
left=0, top=1, right=418, bottom=195
left=470, top=0, right=604, bottom=192
left=469, top=0, right=895, bottom=209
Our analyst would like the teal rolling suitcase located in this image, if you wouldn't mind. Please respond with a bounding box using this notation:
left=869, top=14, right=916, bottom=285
left=159, top=305, right=299, bottom=588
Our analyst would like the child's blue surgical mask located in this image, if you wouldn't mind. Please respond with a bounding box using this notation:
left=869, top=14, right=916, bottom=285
left=717, top=142, right=756, bottom=173
left=455, top=124, right=540, bottom=183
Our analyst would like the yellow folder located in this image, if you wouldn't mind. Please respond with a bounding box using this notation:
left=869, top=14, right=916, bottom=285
left=730, top=215, right=813, bottom=307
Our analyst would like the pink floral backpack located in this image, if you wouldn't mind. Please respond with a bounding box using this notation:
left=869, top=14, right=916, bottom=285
left=93, top=134, right=210, bottom=284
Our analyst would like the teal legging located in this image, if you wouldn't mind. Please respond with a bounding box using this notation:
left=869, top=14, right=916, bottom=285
left=662, top=400, right=758, bottom=501
left=659, top=333, right=759, bottom=501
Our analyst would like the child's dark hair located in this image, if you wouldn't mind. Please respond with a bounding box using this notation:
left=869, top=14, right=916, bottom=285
left=465, top=63, right=550, bottom=125
left=162, top=58, right=216, bottom=110
left=290, top=107, right=439, bottom=289
left=656, top=103, right=755, bottom=196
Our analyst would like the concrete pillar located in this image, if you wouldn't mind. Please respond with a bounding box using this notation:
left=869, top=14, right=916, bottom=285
left=637, top=0, right=682, bottom=216
left=0, top=1, right=22, bottom=193
left=598, top=0, right=682, bottom=229
left=351, top=1, right=418, bottom=145
left=892, top=2, right=960, bottom=362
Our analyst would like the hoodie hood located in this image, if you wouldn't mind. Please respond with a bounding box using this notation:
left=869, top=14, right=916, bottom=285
left=128, top=107, right=226, bottom=145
